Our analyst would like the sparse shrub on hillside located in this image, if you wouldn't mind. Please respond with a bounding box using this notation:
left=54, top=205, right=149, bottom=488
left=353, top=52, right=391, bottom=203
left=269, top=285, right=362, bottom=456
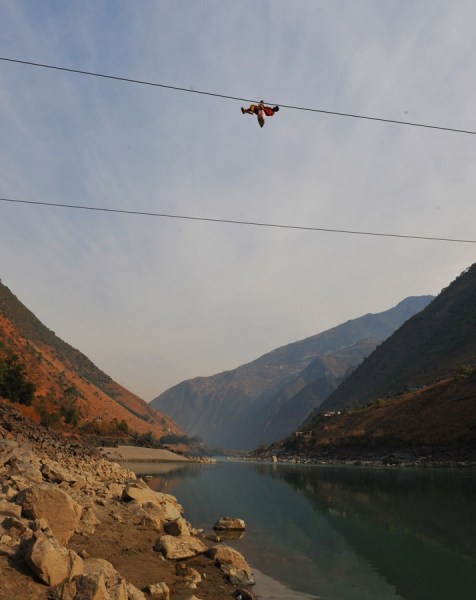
left=0, top=352, right=35, bottom=405
left=59, top=386, right=82, bottom=427
left=38, top=399, right=61, bottom=428
left=138, top=431, right=155, bottom=444
left=0, top=358, right=6, bottom=387
left=366, top=398, right=388, bottom=408
left=159, top=434, right=202, bottom=445
left=455, top=364, right=476, bottom=381
left=116, top=419, right=129, bottom=433
left=282, top=435, right=303, bottom=451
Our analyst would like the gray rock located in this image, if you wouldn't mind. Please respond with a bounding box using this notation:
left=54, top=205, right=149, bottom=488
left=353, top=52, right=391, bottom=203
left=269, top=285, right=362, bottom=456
left=9, top=460, right=44, bottom=484
left=154, top=534, right=207, bottom=560
left=40, top=462, right=74, bottom=484
left=126, top=582, right=147, bottom=600
left=76, top=507, right=100, bottom=535
left=0, top=501, right=22, bottom=519
left=207, top=545, right=255, bottom=586
left=122, top=484, right=183, bottom=520
left=144, top=582, right=170, bottom=599
left=233, top=589, right=254, bottom=600
left=1, top=515, right=28, bottom=536
left=50, top=572, right=109, bottom=600
left=52, top=558, right=143, bottom=600
left=164, top=517, right=190, bottom=537
left=176, top=564, right=202, bottom=588
left=213, top=516, right=246, bottom=531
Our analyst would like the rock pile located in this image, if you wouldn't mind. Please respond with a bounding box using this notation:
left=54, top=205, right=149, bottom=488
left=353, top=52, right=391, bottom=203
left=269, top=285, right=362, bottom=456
left=0, top=403, right=255, bottom=599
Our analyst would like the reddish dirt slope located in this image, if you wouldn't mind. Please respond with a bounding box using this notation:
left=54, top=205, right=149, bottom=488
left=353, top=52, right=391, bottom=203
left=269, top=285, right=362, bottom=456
left=0, top=313, right=182, bottom=438
left=306, top=374, right=476, bottom=448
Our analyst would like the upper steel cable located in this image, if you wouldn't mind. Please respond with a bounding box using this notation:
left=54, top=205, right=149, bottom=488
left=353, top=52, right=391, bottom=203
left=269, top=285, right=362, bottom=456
left=1, top=56, right=475, bottom=135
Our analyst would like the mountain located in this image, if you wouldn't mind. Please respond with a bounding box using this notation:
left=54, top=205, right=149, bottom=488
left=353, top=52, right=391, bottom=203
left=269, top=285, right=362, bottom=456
left=253, top=338, right=381, bottom=445
left=151, top=296, right=433, bottom=449
left=261, top=370, right=476, bottom=464
left=321, top=264, right=476, bottom=411
left=0, top=279, right=182, bottom=438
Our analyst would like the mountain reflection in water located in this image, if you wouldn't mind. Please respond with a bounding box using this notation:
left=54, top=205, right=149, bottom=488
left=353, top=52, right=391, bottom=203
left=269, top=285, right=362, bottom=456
left=136, top=461, right=476, bottom=600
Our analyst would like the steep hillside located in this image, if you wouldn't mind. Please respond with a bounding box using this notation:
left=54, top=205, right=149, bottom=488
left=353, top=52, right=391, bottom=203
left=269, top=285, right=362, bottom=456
left=263, top=371, right=476, bottom=463
left=322, top=264, right=476, bottom=411
left=237, top=337, right=381, bottom=447
left=152, top=296, right=433, bottom=449
left=0, top=280, right=182, bottom=438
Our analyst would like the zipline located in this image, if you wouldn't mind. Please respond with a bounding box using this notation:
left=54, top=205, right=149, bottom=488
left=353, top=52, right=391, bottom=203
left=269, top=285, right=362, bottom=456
left=1, top=197, right=475, bottom=244
left=1, top=56, right=475, bottom=136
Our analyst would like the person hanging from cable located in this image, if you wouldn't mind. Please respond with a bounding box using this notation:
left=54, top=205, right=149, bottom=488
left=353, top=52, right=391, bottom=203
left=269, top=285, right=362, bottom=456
left=241, top=100, right=279, bottom=128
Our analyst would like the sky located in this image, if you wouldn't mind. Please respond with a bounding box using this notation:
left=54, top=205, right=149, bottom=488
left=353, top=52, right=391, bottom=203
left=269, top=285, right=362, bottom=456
left=1, top=0, right=476, bottom=401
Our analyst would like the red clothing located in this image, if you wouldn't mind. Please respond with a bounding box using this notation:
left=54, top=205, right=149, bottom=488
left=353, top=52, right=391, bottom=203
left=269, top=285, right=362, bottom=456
left=263, top=106, right=276, bottom=116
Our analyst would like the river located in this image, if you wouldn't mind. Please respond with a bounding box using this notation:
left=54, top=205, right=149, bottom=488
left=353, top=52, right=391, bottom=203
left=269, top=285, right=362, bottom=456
left=124, top=460, right=476, bottom=600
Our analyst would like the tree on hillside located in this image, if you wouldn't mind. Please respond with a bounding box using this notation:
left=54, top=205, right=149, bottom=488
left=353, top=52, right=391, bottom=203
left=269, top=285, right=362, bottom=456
left=59, top=385, right=82, bottom=427
left=0, top=353, right=36, bottom=405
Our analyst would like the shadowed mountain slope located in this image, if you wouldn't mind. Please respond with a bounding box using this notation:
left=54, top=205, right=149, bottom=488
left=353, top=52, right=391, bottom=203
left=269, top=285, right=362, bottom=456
left=263, top=370, right=476, bottom=464
left=151, top=296, right=433, bottom=449
left=322, top=264, right=476, bottom=411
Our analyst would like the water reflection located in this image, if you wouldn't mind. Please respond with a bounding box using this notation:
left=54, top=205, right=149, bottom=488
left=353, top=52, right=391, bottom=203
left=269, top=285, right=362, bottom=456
left=136, top=461, right=476, bottom=600
left=123, top=461, right=203, bottom=495
left=252, top=464, right=476, bottom=600
left=255, top=464, right=476, bottom=561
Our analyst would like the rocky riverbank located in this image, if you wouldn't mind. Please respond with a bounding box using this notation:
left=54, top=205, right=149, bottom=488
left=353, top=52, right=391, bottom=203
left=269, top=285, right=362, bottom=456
left=249, top=443, right=476, bottom=468
left=0, top=403, right=255, bottom=600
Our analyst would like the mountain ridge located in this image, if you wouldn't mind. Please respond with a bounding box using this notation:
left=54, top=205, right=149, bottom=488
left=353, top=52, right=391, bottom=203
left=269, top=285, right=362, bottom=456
left=321, top=264, right=476, bottom=411
left=152, top=295, right=433, bottom=449
left=253, top=263, right=476, bottom=463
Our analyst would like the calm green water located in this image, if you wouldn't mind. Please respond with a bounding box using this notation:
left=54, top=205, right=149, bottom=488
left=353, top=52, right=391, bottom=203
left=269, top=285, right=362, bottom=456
left=127, top=461, right=476, bottom=600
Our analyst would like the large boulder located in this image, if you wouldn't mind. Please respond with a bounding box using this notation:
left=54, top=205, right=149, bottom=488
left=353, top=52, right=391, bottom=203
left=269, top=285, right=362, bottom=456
left=16, top=483, right=83, bottom=544
left=126, top=583, right=147, bottom=600
left=144, top=582, right=170, bottom=599
left=176, top=564, right=202, bottom=589
left=51, top=558, right=146, bottom=600
left=0, top=439, right=19, bottom=467
left=127, top=501, right=166, bottom=533
left=76, top=507, right=100, bottom=535
left=154, top=534, right=207, bottom=560
left=1, top=515, right=28, bottom=537
left=164, top=517, right=190, bottom=537
left=0, top=442, right=41, bottom=479
left=207, top=545, right=255, bottom=586
left=50, top=572, right=110, bottom=600
left=9, top=460, right=44, bottom=484
left=0, top=500, right=22, bottom=519
left=21, top=530, right=84, bottom=586
left=122, top=483, right=182, bottom=520
left=40, top=462, right=74, bottom=484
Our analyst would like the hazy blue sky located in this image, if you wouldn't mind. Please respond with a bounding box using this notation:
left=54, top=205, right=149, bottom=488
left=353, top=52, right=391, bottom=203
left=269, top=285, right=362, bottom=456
left=1, top=1, right=475, bottom=399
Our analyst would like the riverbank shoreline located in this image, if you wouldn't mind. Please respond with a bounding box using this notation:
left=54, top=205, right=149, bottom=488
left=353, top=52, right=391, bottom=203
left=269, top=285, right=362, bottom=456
left=0, top=403, right=255, bottom=599
left=247, top=445, right=476, bottom=468
left=100, top=445, right=192, bottom=463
